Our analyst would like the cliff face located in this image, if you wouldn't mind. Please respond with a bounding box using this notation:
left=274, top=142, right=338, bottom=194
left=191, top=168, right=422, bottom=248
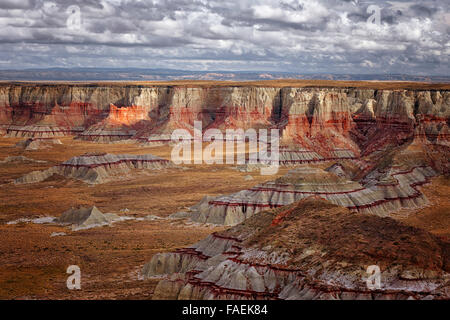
left=0, top=85, right=163, bottom=132
left=0, top=84, right=448, bottom=155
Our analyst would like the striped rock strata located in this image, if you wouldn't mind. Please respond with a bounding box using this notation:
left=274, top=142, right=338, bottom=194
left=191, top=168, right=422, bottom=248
left=182, top=165, right=436, bottom=226
left=0, top=84, right=448, bottom=156
left=278, top=148, right=356, bottom=164
left=5, top=125, right=68, bottom=138
left=76, top=104, right=143, bottom=142
left=14, top=153, right=173, bottom=184
left=144, top=198, right=450, bottom=300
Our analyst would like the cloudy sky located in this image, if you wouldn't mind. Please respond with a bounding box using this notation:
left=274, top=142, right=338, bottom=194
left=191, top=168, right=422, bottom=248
left=0, top=0, right=448, bottom=74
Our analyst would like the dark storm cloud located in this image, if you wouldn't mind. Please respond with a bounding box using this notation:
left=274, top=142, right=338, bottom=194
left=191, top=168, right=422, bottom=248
left=0, top=0, right=34, bottom=9
left=410, top=4, right=438, bottom=18
left=0, top=0, right=447, bottom=75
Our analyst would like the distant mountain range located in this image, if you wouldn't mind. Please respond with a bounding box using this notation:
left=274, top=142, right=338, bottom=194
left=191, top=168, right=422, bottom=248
left=0, top=68, right=448, bottom=82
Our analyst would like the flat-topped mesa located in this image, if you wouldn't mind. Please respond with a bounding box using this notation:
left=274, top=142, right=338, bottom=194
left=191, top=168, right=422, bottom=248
left=0, top=83, right=448, bottom=155
left=77, top=128, right=137, bottom=143
left=279, top=148, right=357, bottom=164
left=231, top=147, right=357, bottom=169
left=278, top=148, right=325, bottom=164
left=182, top=165, right=436, bottom=226
left=14, top=153, right=173, bottom=184
left=144, top=198, right=449, bottom=300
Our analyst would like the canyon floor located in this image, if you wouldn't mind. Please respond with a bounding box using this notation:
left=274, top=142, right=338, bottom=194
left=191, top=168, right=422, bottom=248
left=0, top=137, right=291, bottom=299
left=0, top=137, right=448, bottom=299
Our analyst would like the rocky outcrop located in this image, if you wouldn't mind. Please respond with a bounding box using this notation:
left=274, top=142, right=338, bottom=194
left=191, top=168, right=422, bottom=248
left=52, top=206, right=132, bottom=231
left=14, top=153, right=173, bottom=184
left=144, top=198, right=450, bottom=300
left=0, top=155, right=46, bottom=164
left=54, top=206, right=127, bottom=230
left=277, top=147, right=357, bottom=164
left=0, top=85, right=163, bottom=139
left=15, top=138, right=62, bottom=150
left=55, top=206, right=110, bottom=229
left=77, top=127, right=136, bottom=143
left=280, top=89, right=359, bottom=153
left=76, top=104, right=146, bottom=142
left=5, top=125, right=68, bottom=138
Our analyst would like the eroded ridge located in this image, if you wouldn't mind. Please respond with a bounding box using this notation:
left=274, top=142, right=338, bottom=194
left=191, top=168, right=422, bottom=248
left=144, top=198, right=450, bottom=300
left=14, top=153, right=173, bottom=184
left=5, top=125, right=68, bottom=138
left=183, top=164, right=436, bottom=225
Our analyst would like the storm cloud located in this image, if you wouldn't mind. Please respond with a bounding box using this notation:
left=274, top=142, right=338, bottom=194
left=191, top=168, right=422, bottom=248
left=0, top=0, right=448, bottom=74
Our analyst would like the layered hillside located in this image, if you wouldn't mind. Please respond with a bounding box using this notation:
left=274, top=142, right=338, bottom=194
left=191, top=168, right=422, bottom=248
left=144, top=198, right=450, bottom=300
left=184, top=165, right=436, bottom=225
left=0, top=82, right=448, bottom=159
left=14, top=153, right=173, bottom=184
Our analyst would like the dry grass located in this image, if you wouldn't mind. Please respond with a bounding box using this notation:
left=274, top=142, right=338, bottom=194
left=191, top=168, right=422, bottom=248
left=0, top=219, right=223, bottom=299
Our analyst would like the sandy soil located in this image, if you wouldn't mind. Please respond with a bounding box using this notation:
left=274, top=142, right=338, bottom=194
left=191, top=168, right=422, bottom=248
left=396, top=176, right=450, bottom=239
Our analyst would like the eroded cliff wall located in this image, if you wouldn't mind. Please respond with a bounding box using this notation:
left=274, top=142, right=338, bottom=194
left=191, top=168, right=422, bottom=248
left=0, top=83, right=448, bottom=155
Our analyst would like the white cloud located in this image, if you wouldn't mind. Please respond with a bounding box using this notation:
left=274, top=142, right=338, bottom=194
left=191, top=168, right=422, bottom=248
left=0, top=0, right=446, bottom=75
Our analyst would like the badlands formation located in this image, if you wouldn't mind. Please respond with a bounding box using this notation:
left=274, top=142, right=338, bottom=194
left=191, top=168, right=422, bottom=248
left=54, top=206, right=125, bottom=230
left=144, top=198, right=449, bottom=300
left=184, top=162, right=437, bottom=225
left=0, top=81, right=448, bottom=299
left=15, top=152, right=173, bottom=184
left=15, top=138, right=62, bottom=151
